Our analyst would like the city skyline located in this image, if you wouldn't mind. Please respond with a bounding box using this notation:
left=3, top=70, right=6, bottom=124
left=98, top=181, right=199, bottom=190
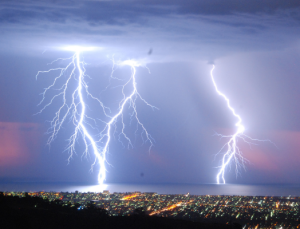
left=4, top=190, right=300, bottom=228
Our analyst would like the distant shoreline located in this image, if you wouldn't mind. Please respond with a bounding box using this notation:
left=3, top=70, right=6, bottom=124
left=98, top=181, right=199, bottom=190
left=1, top=183, right=300, bottom=196
left=2, top=190, right=300, bottom=198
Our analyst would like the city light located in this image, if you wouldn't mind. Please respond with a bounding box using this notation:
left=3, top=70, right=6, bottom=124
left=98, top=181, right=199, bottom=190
left=5, top=191, right=298, bottom=228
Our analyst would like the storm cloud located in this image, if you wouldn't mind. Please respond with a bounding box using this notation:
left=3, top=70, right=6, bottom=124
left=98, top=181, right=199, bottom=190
left=0, top=0, right=300, bottom=184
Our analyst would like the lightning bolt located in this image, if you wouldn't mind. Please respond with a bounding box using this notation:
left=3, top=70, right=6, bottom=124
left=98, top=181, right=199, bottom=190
left=210, top=65, right=272, bottom=184
left=36, top=46, right=155, bottom=185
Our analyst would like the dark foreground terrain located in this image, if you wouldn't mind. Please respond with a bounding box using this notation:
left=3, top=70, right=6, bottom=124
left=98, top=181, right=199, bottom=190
left=0, top=193, right=241, bottom=229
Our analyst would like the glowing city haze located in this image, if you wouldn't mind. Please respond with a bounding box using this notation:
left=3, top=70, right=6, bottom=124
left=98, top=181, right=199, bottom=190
left=36, top=46, right=156, bottom=185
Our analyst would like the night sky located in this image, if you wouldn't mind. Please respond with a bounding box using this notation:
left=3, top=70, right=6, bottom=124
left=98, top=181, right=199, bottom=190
left=0, top=0, right=300, bottom=185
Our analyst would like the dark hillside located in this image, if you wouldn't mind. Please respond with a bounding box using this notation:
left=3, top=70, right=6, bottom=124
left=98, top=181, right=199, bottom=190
left=0, top=194, right=241, bottom=229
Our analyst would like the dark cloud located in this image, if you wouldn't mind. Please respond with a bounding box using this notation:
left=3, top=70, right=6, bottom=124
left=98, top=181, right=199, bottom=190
left=0, top=4, right=298, bottom=64
left=173, top=0, right=300, bottom=16
left=2, top=0, right=300, bottom=25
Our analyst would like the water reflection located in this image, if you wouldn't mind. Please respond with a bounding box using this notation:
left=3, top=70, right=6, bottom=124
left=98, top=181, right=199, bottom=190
left=0, top=183, right=300, bottom=196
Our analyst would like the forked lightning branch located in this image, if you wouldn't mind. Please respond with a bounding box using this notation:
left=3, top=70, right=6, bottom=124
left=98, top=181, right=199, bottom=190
left=36, top=47, right=271, bottom=186
left=36, top=46, right=156, bottom=185
left=210, top=65, right=272, bottom=184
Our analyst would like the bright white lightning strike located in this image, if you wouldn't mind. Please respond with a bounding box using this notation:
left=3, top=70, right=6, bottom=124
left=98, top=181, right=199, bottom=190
left=36, top=48, right=155, bottom=185
left=210, top=65, right=271, bottom=184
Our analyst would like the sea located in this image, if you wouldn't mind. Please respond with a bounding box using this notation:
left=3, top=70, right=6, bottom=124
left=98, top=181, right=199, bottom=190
left=0, top=183, right=300, bottom=196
